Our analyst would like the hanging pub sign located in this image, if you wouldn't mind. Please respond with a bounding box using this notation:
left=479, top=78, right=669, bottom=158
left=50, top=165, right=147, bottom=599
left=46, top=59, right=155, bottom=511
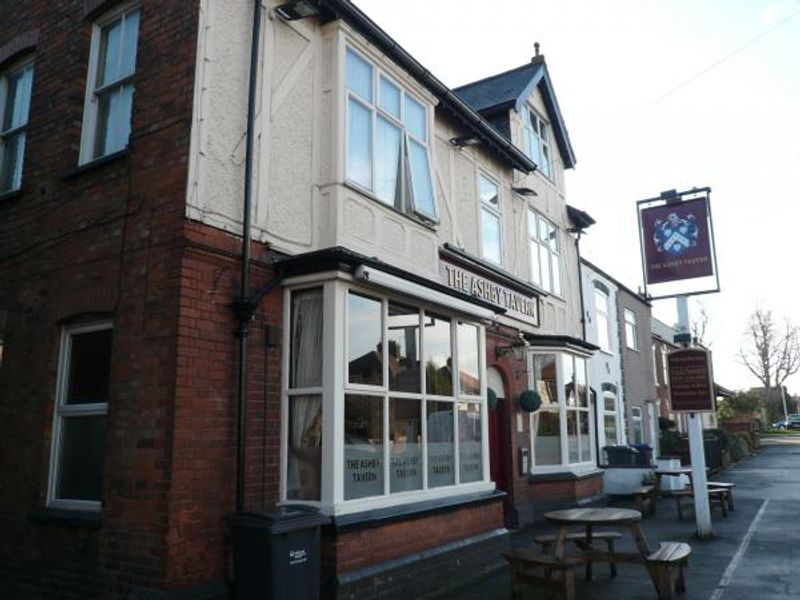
left=667, top=348, right=716, bottom=413
left=637, top=188, right=720, bottom=300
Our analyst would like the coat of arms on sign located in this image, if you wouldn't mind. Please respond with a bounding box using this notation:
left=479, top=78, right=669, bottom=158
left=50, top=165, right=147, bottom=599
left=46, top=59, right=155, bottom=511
left=653, top=212, right=699, bottom=257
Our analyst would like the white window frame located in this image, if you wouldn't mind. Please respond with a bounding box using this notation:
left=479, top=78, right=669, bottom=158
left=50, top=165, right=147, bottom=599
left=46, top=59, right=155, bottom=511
left=528, top=209, right=562, bottom=296
left=652, top=343, right=659, bottom=382
left=529, top=350, right=594, bottom=473
left=47, top=321, right=113, bottom=511
left=477, top=171, right=503, bottom=266
left=343, top=44, right=439, bottom=222
left=281, top=275, right=492, bottom=515
left=522, top=107, right=552, bottom=180
left=624, top=309, right=638, bottom=351
left=0, top=57, right=34, bottom=193
left=79, top=3, right=139, bottom=165
left=594, top=288, right=611, bottom=353
left=601, top=388, right=620, bottom=447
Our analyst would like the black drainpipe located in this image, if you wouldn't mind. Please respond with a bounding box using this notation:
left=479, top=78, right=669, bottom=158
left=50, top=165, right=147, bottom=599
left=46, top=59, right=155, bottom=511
left=234, top=0, right=263, bottom=515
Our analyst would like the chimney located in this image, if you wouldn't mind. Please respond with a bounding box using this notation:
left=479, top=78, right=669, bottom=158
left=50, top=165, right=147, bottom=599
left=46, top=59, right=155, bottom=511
left=532, top=42, right=544, bottom=63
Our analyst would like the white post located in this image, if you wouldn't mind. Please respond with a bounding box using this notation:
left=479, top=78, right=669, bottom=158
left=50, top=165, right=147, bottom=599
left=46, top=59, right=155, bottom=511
left=780, top=385, right=789, bottom=422
left=676, top=295, right=712, bottom=538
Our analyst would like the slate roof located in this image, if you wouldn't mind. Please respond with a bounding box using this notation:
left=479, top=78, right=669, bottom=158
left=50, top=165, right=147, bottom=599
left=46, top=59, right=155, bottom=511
left=454, top=59, right=577, bottom=169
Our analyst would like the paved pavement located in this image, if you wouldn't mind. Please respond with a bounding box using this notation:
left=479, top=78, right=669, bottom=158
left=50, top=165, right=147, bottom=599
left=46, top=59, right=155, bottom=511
left=438, top=435, right=800, bottom=599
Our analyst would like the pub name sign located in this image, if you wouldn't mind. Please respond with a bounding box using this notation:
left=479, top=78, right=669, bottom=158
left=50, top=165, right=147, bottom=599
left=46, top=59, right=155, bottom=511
left=441, top=263, right=540, bottom=326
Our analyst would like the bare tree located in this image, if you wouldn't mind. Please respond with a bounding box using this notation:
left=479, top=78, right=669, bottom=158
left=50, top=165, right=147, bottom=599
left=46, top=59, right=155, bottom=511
left=739, top=307, right=800, bottom=390
left=691, top=301, right=710, bottom=347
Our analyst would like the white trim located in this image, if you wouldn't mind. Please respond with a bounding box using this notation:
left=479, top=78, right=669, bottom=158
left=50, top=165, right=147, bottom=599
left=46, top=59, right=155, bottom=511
left=47, top=320, right=113, bottom=511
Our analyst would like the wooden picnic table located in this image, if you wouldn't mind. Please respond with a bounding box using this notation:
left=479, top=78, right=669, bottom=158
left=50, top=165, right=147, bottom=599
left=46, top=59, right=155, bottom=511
left=653, top=466, right=695, bottom=496
left=544, top=508, right=653, bottom=582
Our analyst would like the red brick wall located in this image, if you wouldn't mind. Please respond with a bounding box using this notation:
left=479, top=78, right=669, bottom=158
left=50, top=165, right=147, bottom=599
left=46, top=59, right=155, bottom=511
left=322, top=499, right=504, bottom=575
left=0, top=1, right=208, bottom=596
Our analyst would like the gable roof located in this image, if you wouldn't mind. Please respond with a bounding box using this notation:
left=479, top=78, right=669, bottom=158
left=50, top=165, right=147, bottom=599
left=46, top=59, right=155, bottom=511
left=454, top=59, right=577, bottom=169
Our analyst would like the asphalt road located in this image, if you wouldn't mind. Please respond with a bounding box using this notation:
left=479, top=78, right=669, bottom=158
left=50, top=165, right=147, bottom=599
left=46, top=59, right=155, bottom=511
left=435, top=434, right=800, bottom=600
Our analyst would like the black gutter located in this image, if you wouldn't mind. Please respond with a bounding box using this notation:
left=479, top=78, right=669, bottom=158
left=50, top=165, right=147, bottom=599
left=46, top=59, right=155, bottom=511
left=234, top=0, right=263, bottom=514
left=320, top=0, right=537, bottom=174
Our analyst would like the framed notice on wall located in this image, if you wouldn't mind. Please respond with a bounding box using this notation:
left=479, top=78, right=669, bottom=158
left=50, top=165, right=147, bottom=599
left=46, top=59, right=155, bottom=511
left=667, top=348, right=716, bottom=413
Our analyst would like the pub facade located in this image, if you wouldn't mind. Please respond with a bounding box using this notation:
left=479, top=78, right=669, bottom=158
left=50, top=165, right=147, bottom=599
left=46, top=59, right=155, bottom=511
left=0, top=1, right=601, bottom=598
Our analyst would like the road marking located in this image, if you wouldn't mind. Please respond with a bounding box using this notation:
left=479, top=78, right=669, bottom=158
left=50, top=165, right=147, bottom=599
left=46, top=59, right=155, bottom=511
left=708, top=499, right=769, bottom=600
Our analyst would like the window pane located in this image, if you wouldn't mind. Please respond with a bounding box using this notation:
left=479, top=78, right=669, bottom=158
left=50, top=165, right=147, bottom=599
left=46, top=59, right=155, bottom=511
left=550, top=252, right=561, bottom=296
left=604, top=415, right=617, bottom=445
left=575, top=358, right=588, bottom=407
left=0, top=132, right=25, bottom=192
left=458, top=402, right=482, bottom=483
left=348, top=293, right=382, bottom=386
left=479, top=175, right=498, bottom=207
left=424, top=314, right=452, bottom=396
left=388, top=303, right=420, bottom=393
left=375, top=116, right=402, bottom=209
left=94, top=84, right=133, bottom=157
left=66, top=328, right=112, bottom=405
left=287, top=395, right=322, bottom=500
left=539, top=244, right=551, bottom=292
left=403, top=94, right=426, bottom=140
left=120, top=9, right=140, bottom=78
left=566, top=410, right=579, bottom=463
left=344, top=395, right=384, bottom=499
left=603, top=393, right=617, bottom=412
left=378, top=76, right=401, bottom=119
left=538, top=218, right=549, bottom=243
left=562, top=354, right=576, bottom=407
left=541, top=144, right=551, bottom=178
left=346, top=98, right=371, bottom=189
left=290, top=288, right=323, bottom=388
left=427, top=401, right=454, bottom=487
left=533, top=410, right=561, bottom=465
left=56, top=415, right=106, bottom=501
left=98, top=16, right=123, bottom=87
left=346, top=48, right=372, bottom=102
left=481, top=209, right=502, bottom=264
left=390, top=398, right=422, bottom=492
left=3, top=64, right=33, bottom=131
left=529, top=240, right=541, bottom=286
left=407, top=139, right=435, bottom=219
left=457, top=322, right=480, bottom=396
left=532, top=354, right=557, bottom=406
left=579, top=411, right=591, bottom=462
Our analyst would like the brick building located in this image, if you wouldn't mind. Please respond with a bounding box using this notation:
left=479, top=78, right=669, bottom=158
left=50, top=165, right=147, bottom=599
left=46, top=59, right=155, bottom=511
left=0, top=1, right=601, bottom=598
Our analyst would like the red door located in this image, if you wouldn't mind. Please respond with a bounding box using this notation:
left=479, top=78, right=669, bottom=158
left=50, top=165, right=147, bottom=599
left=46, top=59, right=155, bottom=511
left=489, top=399, right=507, bottom=493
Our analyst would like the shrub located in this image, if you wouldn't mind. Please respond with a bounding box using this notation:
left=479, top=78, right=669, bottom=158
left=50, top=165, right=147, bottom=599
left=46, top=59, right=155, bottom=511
left=729, top=436, right=748, bottom=463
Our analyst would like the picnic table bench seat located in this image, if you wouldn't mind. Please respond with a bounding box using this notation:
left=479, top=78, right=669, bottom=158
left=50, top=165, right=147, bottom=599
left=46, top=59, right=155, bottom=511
left=675, top=486, right=730, bottom=519
left=533, top=530, right=622, bottom=576
left=633, top=484, right=657, bottom=515
left=707, top=481, right=736, bottom=510
left=502, top=548, right=581, bottom=600
left=646, top=541, right=691, bottom=599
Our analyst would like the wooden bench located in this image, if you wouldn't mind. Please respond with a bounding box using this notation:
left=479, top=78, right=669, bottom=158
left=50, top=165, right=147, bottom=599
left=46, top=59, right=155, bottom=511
left=646, top=541, right=691, bottom=600
left=534, top=531, right=623, bottom=577
left=673, top=487, right=729, bottom=520
left=708, top=482, right=736, bottom=510
left=634, top=484, right=657, bottom=515
left=502, top=548, right=581, bottom=600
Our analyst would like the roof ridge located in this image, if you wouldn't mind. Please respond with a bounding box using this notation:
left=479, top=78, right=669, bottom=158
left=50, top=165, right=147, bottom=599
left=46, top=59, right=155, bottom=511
left=453, top=62, right=538, bottom=92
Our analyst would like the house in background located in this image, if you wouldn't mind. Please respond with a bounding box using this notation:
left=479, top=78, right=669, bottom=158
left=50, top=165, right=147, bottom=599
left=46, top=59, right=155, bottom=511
left=0, top=1, right=602, bottom=598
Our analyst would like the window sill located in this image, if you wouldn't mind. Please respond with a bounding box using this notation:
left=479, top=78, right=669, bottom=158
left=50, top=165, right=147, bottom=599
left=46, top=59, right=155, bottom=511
left=61, top=148, right=129, bottom=180
left=0, top=187, right=24, bottom=203
left=342, top=180, right=438, bottom=232
left=29, top=508, right=102, bottom=528
left=527, top=468, right=604, bottom=483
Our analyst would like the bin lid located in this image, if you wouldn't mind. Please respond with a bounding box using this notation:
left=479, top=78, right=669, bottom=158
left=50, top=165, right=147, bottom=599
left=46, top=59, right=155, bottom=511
left=227, top=506, right=330, bottom=534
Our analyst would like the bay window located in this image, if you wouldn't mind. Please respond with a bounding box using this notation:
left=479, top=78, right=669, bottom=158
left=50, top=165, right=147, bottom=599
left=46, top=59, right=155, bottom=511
left=345, top=46, right=438, bottom=221
left=530, top=351, right=594, bottom=470
left=528, top=210, right=562, bottom=295
left=0, top=59, right=34, bottom=193
left=283, top=279, right=490, bottom=513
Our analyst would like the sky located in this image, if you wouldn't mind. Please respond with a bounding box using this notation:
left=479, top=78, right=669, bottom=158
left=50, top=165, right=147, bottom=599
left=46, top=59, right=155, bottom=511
left=353, top=0, right=800, bottom=394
